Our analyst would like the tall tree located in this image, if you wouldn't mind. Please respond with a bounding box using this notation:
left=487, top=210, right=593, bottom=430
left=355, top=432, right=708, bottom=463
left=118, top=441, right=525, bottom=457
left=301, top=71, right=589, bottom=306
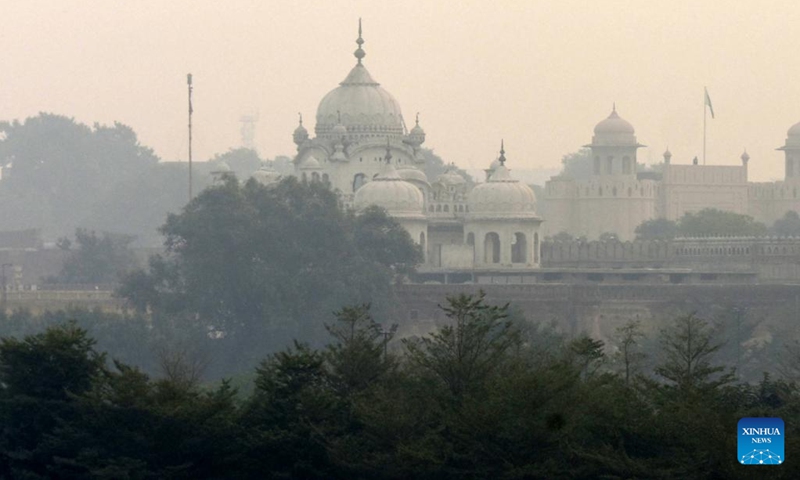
left=403, top=292, right=519, bottom=398
left=0, top=114, right=159, bottom=237
left=119, top=176, right=421, bottom=376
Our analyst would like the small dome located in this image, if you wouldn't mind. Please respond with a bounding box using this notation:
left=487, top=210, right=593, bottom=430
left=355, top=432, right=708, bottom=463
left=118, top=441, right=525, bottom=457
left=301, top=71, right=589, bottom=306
left=397, top=167, right=430, bottom=185
left=212, top=160, right=231, bottom=173
left=594, top=107, right=635, bottom=135
left=300, top=155, right=322, bottom=170
left=332, top=122, right=348, bottom=137
left=468, top=146, right=537, bottom=219
left=251, top=163, right=282, bottom=185
left=405, top=113, right=426, bottom=147
left=355, top=161, right=425, bottom=219
left=789, top=121, right=800, bottom=137
left=436, top=165, right=466, bottom=186
left=293, top=116, right=309, bottom=145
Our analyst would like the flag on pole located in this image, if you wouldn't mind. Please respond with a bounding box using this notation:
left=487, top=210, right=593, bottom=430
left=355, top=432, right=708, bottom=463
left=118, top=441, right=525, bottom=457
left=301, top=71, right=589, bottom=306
left=704, top=87, right=714, bottom=119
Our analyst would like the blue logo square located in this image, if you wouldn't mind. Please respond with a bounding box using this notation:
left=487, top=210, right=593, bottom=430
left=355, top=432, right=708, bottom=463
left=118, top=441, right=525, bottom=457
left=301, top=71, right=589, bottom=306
left=738, top=417, right=784, bottom=465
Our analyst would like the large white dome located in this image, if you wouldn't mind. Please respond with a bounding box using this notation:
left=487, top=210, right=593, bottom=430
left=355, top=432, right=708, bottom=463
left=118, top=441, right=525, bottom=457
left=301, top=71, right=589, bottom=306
left=468, top=153, right=537, bottom=219
left=590, top=106, right=638, bottom=146
left=315, top=24, right=405, bottom=139
left=354, top=163, right=425, bottom=219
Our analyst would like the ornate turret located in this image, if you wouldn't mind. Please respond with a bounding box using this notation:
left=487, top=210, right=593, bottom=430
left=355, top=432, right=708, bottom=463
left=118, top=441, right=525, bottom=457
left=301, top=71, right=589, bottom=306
left=778, top=120, right=800, bottom=180
left=468, top=142, right=538, bottom=219
left=585, top=105, right=645, bottom=176
left=293, top=113, right=309, bottom=146
left=663, top=147, right=672, bottom=164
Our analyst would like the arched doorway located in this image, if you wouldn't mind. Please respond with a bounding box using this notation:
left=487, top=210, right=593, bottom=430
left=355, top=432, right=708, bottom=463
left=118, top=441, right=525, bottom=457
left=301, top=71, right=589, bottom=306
left=511, top=232, right=527, bottom=263
left=484, top=232, right=500, bottom=264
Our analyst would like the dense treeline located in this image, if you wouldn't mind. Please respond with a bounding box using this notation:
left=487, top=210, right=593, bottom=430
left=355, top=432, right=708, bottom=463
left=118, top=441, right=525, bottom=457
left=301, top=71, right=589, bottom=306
left=1, top=294, right=799, bottom=479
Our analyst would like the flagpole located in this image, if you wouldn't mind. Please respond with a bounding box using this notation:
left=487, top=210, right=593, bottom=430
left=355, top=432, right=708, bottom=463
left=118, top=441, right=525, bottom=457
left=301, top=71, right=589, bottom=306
left=188, top=73, right=193, bottom=201
left=703, top=92, right=707, bottom=165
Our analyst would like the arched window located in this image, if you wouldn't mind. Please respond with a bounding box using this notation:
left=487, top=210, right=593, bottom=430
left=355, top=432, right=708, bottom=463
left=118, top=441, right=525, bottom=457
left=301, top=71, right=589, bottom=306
left=419, top=231, right=426, bottom=251
left=353, top=173, right=366, bottom=192
left=311, top=172, right=320, bottom=182
left=593, top=157, right=601, bottom=175
left=484, top=232, right=500, bottom=264
left=322, top=173, right=329, bottom=185
left=511, top=232, right=527, bottom=263
left=436, top=204, right=442, bottom=212
left=622, top=156, right=631, bottom=174
left=466, top=232, right=475, bottom=246
left=444, top=204, right=449, bottom=213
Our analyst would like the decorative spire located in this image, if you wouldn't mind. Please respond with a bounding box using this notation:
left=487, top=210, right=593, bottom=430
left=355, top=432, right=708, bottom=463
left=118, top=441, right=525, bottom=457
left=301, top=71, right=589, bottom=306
left=498, top=140, right=506, bottom=166
left=384, top=139, right=392, bottom=163
left=354, top=18, right=366, bottom=65
left=415, top=112, right=420, bottom=126
left=298, top=112, right=303, bottom=126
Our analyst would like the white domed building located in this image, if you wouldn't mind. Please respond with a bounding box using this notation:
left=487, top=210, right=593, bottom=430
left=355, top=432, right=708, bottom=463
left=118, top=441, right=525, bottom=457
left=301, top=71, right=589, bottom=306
left=543, top=106, right=658, bottom=241
left=466, top=144, right=542, bottom=268
left=292, top=20, right=426, bottom=200
left=354, top=146, right=428, bottom=260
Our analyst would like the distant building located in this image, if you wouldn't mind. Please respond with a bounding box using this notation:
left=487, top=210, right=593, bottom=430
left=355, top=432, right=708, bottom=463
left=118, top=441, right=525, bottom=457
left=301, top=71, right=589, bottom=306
left=251, top=22, right=543, bottom=273
left=544, top=108, right=800, bottom=240
left=249, top=21, right=800, bottom=275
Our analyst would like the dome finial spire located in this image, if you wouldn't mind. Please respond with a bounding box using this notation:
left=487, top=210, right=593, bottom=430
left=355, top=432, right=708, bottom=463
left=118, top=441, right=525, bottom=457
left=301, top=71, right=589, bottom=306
left=613, top=102, right=616, bottom=113
left=384, top=138, right=392, bottom=164
left=354, top=18, right=366, bottom=65
left=415, top=112, right=420, bottom=126
left=499, top=139, right=506, bottom=166
left=298, top=112, right=303, bottom=126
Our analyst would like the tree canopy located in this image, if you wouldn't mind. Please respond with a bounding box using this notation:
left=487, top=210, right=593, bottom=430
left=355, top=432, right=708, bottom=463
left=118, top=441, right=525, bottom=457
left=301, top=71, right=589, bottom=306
left=772, top=210, right=800, bottom=237
left=2, top=298, right=798, bottom=479
left=48, top=228, right=138, bottom=285
left=0, top=114, right=160, bottom=238
left=634, top=208, right=768, bottom=240
left=118, top=176, right=422, bottom=376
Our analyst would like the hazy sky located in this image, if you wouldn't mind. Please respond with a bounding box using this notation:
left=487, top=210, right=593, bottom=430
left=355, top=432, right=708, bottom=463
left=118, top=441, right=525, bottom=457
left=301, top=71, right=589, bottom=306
left=3, top=1, right=800, bottom=181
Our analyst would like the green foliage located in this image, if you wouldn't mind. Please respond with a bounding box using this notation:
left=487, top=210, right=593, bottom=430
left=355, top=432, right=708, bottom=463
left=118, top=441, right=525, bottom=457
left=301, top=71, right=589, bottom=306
left=771, top=210, right=800, bottom=237
left=654, top=313, right=735, bottom=397
left=678, top=208, right=767, bottom=237
left=403, top=292, right=519, bottom=398
left=635, top=217, right=679, bottom=240
left=0, top=114, right=159, bottom=238
left=119, top=176, right=421, bottom=376
left=209, top=147, right=263, bottom=179
left=325, top=304, right=395, bottom=396
left=0, top=320, right=105, bottom=400
left=49, top=228, right=138, bottom=284
left=559, top=147, right=593, bottom=179
left=4, top=304, right=800, bottom=479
